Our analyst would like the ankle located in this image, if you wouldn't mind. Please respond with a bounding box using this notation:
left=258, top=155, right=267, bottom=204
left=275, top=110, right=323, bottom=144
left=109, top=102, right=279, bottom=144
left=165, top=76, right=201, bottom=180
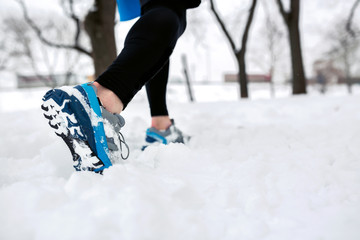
left=151, top=116, right=172, bottom=130
left=93, top=82, right=124, bottom=114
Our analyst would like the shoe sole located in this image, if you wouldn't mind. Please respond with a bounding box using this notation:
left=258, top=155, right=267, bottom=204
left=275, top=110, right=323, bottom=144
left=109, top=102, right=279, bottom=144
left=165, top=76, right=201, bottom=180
left=41, top=84, right=112, bottom=172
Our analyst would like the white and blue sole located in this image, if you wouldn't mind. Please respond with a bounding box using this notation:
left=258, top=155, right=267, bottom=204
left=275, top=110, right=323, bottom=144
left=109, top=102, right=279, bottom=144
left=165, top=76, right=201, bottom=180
left=41, top=83, right=112, bottom=173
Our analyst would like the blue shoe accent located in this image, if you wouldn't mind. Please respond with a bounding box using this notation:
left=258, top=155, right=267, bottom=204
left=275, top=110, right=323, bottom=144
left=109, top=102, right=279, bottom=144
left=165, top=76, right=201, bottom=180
left=80, top=83, right=112, bottom=172
left=145, top=129, right=168, bottom=144
left=141, top=121, right=188, bottom=150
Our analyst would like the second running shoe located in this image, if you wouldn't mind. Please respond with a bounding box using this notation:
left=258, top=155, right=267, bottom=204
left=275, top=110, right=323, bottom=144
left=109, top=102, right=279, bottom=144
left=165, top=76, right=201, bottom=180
left=142, top=119, right=189, bottom=150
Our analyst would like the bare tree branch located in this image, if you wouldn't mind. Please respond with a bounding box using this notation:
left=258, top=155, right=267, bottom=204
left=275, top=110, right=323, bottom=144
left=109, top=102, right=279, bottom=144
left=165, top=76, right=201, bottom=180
left=60, top=0, right=83, bottom=48
left=275, top=0, right=307, bottom=94
left=276, top=0, right=290, bottom=23
left=209, top=0, right=238, bottom=54
left=346, top=0, right=360, bottom=38
left=15, top=0, right=92, bottom=57
left=240, top=0, right=257, bottom=55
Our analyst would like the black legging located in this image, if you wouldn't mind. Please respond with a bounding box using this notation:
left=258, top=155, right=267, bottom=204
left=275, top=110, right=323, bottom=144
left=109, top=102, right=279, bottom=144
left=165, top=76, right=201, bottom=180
left=96, top=3, right=187, bottom=116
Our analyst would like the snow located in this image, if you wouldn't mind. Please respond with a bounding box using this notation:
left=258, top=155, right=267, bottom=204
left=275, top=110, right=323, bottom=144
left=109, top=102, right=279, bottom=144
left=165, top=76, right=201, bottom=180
left=1, top=83, right=360, bottom=240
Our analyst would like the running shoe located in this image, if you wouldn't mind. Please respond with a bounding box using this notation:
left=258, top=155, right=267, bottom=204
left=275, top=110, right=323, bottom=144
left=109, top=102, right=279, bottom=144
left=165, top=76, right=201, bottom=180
left=41, top=83, right=128, bottom=173
left=142, top=119, right=189, bottom=150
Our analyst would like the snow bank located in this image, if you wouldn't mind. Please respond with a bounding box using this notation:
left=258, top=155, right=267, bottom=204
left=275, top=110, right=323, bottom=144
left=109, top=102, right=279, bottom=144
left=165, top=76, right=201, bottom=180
left=0, top=85, right=360, bottom=240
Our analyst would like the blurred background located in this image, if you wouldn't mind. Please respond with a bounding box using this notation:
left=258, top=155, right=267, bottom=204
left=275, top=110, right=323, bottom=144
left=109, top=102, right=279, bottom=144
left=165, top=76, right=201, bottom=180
left=0, top=0, right=359, bottom=104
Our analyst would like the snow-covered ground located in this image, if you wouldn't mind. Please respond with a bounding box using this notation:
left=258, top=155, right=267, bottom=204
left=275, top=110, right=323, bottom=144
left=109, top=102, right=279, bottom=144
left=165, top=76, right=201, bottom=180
left=0, top=83, right=360, bottom=240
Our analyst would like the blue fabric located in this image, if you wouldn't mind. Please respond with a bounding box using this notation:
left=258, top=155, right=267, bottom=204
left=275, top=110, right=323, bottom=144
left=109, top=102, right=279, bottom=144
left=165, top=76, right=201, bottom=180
left=79, top=84, right=112, bottom=172
left=146, top=129, right=168, bottom=144
left=116, top=0, right=141, bottom=21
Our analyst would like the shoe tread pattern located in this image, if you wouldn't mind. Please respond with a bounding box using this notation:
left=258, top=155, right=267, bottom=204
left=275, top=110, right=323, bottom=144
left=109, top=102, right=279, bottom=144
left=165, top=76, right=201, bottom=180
left=41, top=89, right=105, bottom=172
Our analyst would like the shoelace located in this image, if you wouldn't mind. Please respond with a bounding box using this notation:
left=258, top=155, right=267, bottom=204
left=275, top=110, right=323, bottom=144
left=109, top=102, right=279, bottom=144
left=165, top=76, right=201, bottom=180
left=118, top=131, right=130, bottom=160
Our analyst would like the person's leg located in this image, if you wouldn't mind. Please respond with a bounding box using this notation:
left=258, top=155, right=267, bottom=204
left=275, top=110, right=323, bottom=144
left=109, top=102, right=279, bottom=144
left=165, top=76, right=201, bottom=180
left=95, top=5, right=186, bottom=114
left=145, top=61, right=172, bottom=130
left=142, top=60, right=188, bottom=148
left=150, top=116, right=172, bottom=130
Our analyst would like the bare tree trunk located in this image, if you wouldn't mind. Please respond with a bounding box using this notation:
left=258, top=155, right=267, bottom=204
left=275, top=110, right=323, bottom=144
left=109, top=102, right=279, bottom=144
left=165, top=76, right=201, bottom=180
left=181, top=54, right=195, bottom=102
left=209, top=0, right=257, bottom=99
left=237, top=52, right=248, bottom=98
left=84, top=0, right=117, bottom=78
left=289, top=14, right=306, bottom=94
left=238, top=0, right=257, bottom=98
left=276, top=0, right=307, bottom=94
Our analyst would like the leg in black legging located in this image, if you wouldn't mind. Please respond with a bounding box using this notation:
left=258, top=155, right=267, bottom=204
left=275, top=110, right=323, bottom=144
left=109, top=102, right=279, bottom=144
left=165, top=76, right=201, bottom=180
left=95, top=5, right=186, bottom=110
left=146, top=61, right=170, bottom=117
